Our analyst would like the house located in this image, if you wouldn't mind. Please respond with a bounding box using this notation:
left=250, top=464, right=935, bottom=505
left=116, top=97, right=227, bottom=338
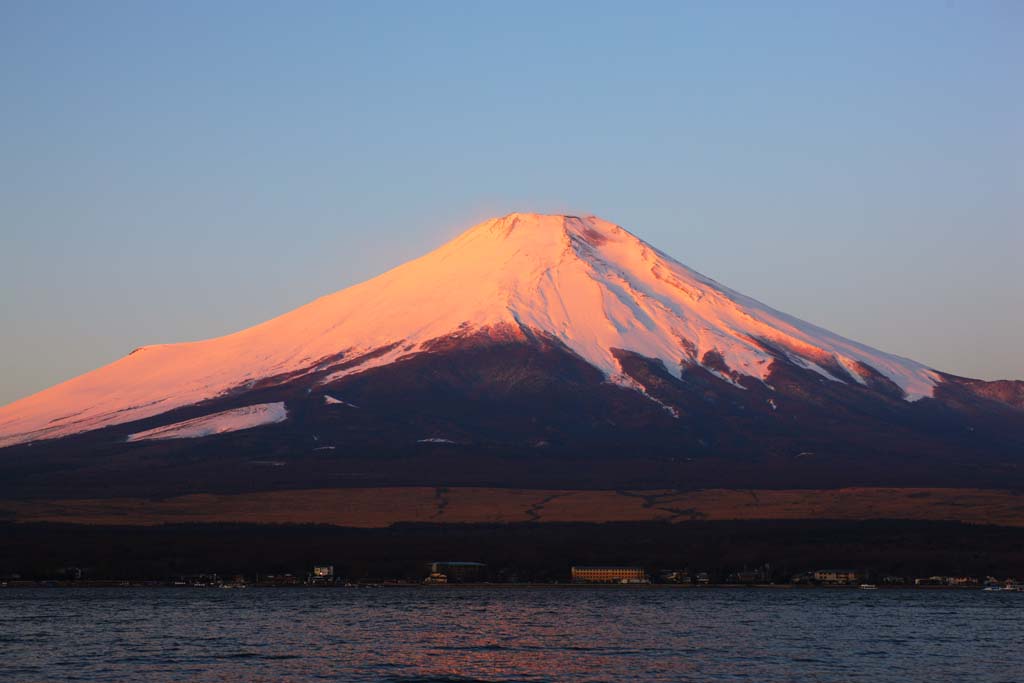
left=427, top=561, right=486, bottom=583
left=728, top=569, right=765, bottom=584
left=571, top=566, right=649, bottom=584
left=946, top=576, right=979, bottom=586
left=813, top=569, right=861, bottom=584
left=659, top=569, right=691, bottom=584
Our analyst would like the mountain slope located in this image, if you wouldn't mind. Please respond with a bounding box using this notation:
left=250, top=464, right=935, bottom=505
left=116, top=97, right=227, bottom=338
left=0, top=213, right=946, bottom=448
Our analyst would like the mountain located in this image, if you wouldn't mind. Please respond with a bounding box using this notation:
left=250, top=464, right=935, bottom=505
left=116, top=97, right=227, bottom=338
left=1, top=213, right=1022, bottom=504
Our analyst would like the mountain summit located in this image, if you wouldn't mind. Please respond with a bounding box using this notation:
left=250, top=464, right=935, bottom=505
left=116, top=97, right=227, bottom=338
left=0, top=212, right=1022, bottom=500
left=0, top=213, right=941, bottom=447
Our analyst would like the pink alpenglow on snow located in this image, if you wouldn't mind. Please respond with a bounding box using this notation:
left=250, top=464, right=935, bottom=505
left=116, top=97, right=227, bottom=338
left=125, top=403, right=288, bottom=442
left=0, top=213, right=940, bottom=448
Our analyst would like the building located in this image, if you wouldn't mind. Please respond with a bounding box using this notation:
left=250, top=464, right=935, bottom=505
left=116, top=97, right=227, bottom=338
left=177, top=573, right=221, bottom=587
left=60, top=567, right=83, bottom=581
left=915, top=575, right=979, bottom=586
left=915, top=577, right=941, bottom=586
left=427, top=561, right=486, bottom=583
left=307, top=565, right=336, bottom=585
left=571, top=566, right=649, bottom=584
left=813, top=569, right=861, bottom=584
left=659, top=569, right=691, bottom=584
left=257, top=573, right=300, bottom=586
left=728, top=569, right=766, bottom=584
left=946, top=576, right=979, bottom=586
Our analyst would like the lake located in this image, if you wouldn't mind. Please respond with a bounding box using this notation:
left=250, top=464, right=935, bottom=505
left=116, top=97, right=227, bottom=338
left=0, top=587, right=1020, bottom=682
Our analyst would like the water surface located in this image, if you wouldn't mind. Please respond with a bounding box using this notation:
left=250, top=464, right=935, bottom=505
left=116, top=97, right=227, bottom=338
left=1, top=587, right=1020, bottom=682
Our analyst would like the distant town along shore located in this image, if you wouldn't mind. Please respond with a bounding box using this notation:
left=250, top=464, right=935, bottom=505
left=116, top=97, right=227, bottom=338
left=3, top=562, right=1021, bottom=592
left=4, top=519, right=1024, bottom=589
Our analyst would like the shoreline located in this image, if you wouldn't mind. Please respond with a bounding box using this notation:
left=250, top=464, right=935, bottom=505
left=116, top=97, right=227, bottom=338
left=0, top=581, right=992, bottom=590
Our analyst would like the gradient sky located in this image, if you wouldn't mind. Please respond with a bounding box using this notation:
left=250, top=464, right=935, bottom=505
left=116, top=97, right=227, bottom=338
left=1, top=1, right=1021, bottom=405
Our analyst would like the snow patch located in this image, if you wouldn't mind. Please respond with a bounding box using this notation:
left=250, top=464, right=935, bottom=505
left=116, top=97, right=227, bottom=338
left=610, top=373, right=681, bottom=418
left=323, top=395, right=359, bottom=408
left=787, top=355, right=845, bottom=383
left=704, top=368, right=748, bottom=390
left=126, top=403, right=287, bottom=442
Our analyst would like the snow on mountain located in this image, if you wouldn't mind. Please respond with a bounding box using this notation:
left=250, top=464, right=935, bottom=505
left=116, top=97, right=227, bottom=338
left=323, top=395, right=359, bottom=408
left=125, top=402, right=287, bottom=442
left=0, top=213, right=940, bottom=448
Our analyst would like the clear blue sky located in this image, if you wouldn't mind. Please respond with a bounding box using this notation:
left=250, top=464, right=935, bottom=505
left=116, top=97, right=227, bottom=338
left=1, top=1, right=1021, bottom=404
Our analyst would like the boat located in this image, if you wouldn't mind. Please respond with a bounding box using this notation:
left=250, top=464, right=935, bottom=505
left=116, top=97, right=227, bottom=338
left=858, top=584, right=878, bottom=590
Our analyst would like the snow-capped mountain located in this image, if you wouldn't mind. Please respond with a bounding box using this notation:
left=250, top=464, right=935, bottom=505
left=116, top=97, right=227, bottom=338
left=0, top=213, right=943, bottom=447
left=0, top=213, right=1021, bottom=500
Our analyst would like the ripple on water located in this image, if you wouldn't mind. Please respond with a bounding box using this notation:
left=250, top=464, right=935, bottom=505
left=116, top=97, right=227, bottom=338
left=0, top=588, right=1022, bottom=682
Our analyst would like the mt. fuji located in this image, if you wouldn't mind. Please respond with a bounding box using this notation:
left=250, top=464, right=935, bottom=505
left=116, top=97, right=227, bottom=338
left=1, top=213, right=1021, bottom=501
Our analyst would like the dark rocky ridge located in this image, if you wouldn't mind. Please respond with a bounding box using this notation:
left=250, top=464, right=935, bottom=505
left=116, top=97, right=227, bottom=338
left=1, top=332, right=1021, bottom=500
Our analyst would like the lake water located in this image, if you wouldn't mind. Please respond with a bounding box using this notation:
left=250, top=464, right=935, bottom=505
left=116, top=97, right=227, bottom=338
left=0, top=587, right=1020, bottom=682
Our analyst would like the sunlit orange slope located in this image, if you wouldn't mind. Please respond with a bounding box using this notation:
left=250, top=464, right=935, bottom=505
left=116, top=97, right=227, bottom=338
left=0, top=213, right=940, bottom=447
